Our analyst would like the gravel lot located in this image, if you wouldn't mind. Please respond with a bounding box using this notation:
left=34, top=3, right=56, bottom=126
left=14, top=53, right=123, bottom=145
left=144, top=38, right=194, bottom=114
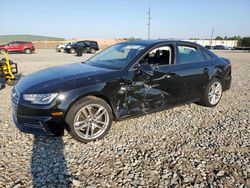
left=0, top=50, right=249, bottom=187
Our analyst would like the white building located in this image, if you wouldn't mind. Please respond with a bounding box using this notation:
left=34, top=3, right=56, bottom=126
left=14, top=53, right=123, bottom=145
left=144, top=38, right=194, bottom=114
left=186, top=39, right=238, bottom=47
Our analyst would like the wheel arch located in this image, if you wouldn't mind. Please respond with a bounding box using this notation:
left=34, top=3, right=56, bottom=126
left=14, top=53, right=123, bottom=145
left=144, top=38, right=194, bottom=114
left=214, top=75, right=222, bottom=80
left=210, top=66, right=223, bottom=81
left=23, top=48, right=31, bottom=52
left=64, top=93, right=116, bottom=121
left=0, top=48, right=7, bottom=52
left=206, top=74, right=227, bottom=96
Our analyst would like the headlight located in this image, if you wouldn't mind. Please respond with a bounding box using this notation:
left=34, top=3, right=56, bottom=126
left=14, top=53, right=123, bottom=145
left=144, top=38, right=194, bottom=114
left=23, top=93, right=58, bottom=104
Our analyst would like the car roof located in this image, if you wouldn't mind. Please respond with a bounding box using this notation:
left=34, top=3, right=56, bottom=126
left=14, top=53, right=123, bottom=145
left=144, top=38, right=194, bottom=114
left=120, top=39, right=201, bottom=47
left=8, top=41, right=29, bottom=43
left=76, top=40, right=97, bottom=42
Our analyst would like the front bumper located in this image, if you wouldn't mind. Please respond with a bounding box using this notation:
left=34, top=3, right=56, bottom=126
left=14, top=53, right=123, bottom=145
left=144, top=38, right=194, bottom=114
left=13, top=115, right=65, bottom=136
left=64, top=48, right=71, bottom=53
left=11, top=89, right=65, bottom=136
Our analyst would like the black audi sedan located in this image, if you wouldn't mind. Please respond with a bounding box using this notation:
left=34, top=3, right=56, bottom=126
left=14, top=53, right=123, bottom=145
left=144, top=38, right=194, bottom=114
left=11, top=40, right=231, bottom=143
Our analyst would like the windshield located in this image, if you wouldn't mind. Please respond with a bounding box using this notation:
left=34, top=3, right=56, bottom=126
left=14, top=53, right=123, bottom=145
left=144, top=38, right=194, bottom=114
left=85, top=43, right=146, bottom=69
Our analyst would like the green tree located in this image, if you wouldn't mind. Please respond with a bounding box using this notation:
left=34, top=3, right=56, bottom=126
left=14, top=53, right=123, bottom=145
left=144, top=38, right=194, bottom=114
left=228, top=36, right=241, bottom=40
left=215, top=36, right=223, bottom=40
left=241, top=37, right=250, bottom=47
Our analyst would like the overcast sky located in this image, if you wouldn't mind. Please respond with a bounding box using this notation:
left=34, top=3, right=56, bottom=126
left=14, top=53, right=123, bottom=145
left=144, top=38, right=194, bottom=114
left=1, top=0, right=249, bottom=39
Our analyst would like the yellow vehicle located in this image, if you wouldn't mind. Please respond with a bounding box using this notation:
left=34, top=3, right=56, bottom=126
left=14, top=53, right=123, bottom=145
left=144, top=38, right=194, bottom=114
left=0, top=52, right=18, bottom=86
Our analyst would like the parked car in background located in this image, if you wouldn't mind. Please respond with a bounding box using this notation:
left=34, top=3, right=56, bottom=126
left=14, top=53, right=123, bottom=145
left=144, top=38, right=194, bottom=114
left=56, top=42, right=75, bottom=52
left=225, top=46, right=234, bottom=50
left=213, top=45, right=227, bottom=50
left=12, top=40, right=232, bottom=143
left=0, top=41, right=35, bottom=54
left=205, top=45, right=214, bottom=49
left=64, top=40, right=99, bottom=54
left=205, top=45, right=234, bottom=50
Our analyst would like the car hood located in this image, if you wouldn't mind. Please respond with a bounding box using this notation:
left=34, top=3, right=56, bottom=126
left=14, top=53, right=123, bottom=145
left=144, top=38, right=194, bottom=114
left=15, top=63, right=115, bottom=93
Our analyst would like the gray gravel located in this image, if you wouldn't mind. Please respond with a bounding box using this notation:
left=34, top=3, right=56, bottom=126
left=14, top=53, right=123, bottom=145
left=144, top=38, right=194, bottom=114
left=0, top=50, right=249, bottom=187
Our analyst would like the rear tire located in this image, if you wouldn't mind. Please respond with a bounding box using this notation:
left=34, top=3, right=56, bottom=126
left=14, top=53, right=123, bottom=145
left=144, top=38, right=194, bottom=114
left=90, top=48, right=96, bottom=54
left=200, top=78, right=223, bottom=107
left=65, top=96, right=113, bottom=143
left=59, top=48, right=64, bottom=52
left=24, top=48, right=31, bottom=54
left=0, top=49, right=6, bottom=54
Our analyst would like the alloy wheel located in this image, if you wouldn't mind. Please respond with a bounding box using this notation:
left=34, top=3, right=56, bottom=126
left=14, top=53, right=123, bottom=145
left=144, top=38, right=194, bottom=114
left=208, top=81, right=222, bottom=105
left=73, top=104, right=110, bottom=140
left=0, top=49, right=6, bottom=54
left=25, top=49, right=31, bottom=54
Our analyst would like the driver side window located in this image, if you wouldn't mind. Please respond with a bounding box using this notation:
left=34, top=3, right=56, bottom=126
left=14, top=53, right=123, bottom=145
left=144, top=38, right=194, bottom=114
left=140, top=46, right=173, bottom=66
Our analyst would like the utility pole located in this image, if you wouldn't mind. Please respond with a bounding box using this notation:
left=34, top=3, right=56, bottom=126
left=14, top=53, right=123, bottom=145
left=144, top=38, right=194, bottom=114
left=147, top=6, right=151, bottom=39
left=210, top=27, right=214, bottom=48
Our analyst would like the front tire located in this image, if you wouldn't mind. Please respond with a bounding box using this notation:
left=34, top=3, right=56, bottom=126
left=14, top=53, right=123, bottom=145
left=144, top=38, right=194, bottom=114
left=70, top=48, right=76, bottom=54
left=200, top=78, right=223, bottom=107
left=59, top=48, right=64, bottom=52
left=65, top=96, right=113, bottom=143
left=90, top=48, right=96, bottom=54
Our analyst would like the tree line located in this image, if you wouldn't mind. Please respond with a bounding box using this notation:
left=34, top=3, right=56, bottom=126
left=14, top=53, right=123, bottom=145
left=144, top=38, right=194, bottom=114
left=215, top=36, right=250, bottom=47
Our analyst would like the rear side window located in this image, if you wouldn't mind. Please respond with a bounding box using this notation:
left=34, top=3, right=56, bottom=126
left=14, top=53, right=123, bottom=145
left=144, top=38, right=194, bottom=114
left=17, top=41, right=27, bottom=44
left=201, top=48, right=213, bottom=60
left=178, top=45, right=204, bottom=64
left=85, top=41, right=97, bottom=46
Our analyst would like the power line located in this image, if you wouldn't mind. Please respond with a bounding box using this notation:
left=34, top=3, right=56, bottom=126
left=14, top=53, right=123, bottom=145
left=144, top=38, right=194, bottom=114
left=147, top=6, right=151, bottom=39
left=210, top=27, right=214, bottom=47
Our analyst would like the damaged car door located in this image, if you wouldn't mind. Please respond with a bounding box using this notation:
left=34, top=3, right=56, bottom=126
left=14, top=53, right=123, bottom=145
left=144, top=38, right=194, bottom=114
left=175, top=43, right=211, bottom=102
left=124, top=45, right=179, bottom=116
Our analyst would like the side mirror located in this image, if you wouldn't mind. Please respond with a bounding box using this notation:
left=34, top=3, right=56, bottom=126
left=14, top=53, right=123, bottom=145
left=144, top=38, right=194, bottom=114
left=136, top=63, right=154, bottom=76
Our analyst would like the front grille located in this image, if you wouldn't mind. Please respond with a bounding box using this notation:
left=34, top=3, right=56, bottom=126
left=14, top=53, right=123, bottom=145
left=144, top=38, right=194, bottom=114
left=11, top=88, right=20, bottom=120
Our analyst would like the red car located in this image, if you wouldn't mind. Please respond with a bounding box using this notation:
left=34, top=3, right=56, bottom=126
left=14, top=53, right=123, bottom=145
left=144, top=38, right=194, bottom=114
left=0, top=41, right=35, bottom=54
